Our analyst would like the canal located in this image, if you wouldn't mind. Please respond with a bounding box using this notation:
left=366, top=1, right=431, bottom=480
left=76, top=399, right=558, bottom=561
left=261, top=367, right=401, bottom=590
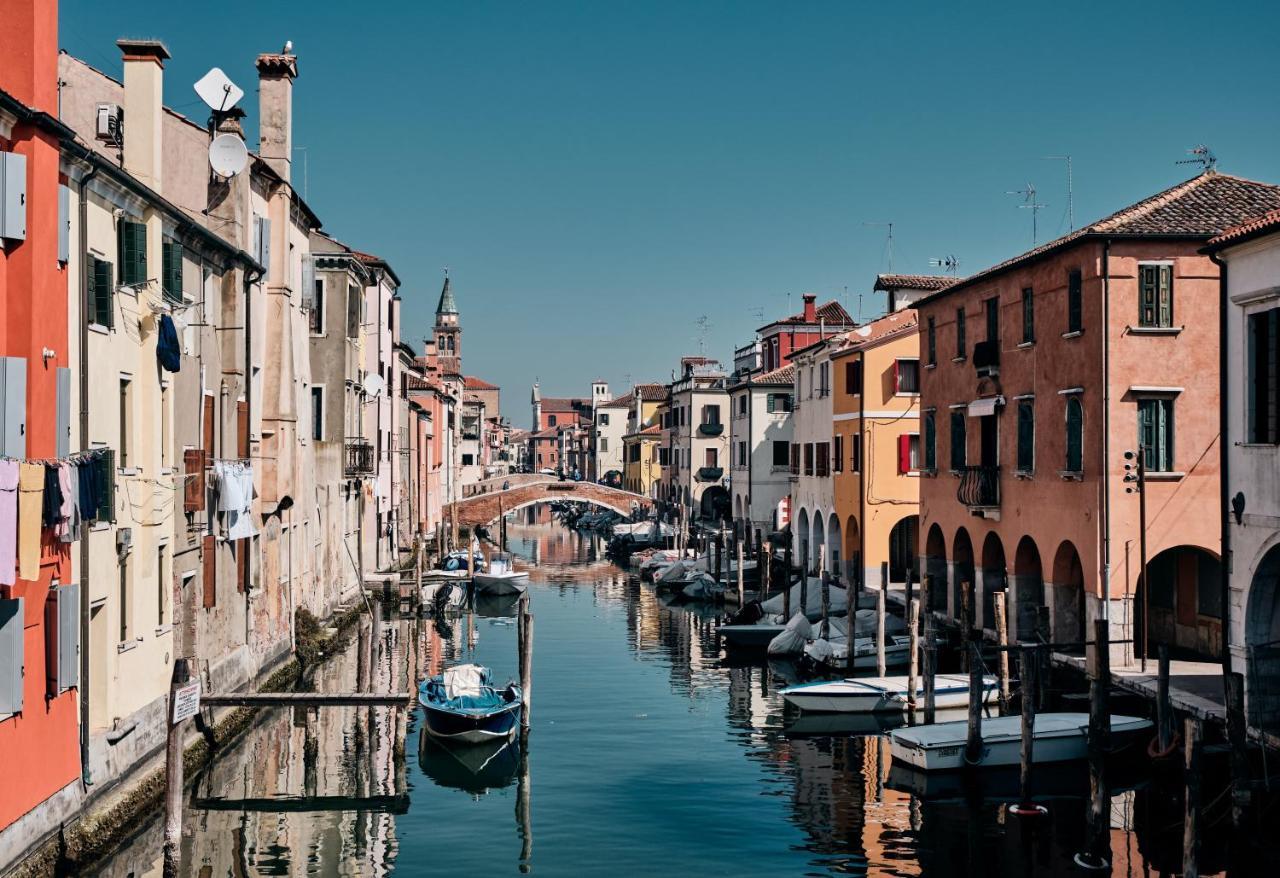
left=92, top=505, right=1247, bottom=876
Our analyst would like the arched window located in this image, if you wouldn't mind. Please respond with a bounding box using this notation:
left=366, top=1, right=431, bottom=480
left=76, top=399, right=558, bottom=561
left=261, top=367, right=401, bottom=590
left=950, top=411, right=966, bottom=470
left=1065, top=397, right=1083, bottom=472
left=923, top=412, right=936, bottom=471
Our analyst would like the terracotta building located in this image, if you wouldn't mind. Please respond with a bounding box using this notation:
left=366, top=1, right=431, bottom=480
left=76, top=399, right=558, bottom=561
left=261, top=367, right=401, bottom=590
left=916, top=172, right=1280, bottom=657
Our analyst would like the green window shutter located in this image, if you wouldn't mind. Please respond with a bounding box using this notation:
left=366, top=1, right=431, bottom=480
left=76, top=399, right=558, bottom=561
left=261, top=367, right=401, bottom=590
left=924, top=413, right=936, bottom=470
left=162, top=239, right=183, bottom=303
left=766, top=394, right=776, bottom=414
left=1017, top=402, right=1034, bottom=471
left=93, top=258, right=115, bottom=328
left=1066, top=398, right=1083, bottom=471
left=1137, top=400, right=1155, bottom=469
left=1158, top=265, right=1173, bottom=328
left=120, top=221, right=147, bottom=287
left=98, top=449, right=116, bottom=522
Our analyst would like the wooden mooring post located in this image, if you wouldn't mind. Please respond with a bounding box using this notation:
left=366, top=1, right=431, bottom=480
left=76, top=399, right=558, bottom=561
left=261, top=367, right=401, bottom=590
left=922, top=577, right=936, bottom=723
left=1012, top=644, right=1041, bottom=815
left=993, top=592, right=1010, bottom=712
left=1225, top=671, right=1252, bottom=831
left=518, top=594, right=534, bottom=733
left=1157, top=644, right=1173, bottom=753
left=1183, top=717, right=1203, bottom=878
left=877, top=563, right=888, bottom=677
left=782, top=539, right=792, bottom=620
left=907, top=598, right=920, bottom=713
left=960, top=581, right=973, bottom=671
left=819, top=567, right=830, bottom=641
left=1083, top=617, right=1111, bottom=869
left=964, top=631, right=983, bottom=767
left=163, top=658, right=193, bottom=878
left=736, top=540, right=745, bottom=607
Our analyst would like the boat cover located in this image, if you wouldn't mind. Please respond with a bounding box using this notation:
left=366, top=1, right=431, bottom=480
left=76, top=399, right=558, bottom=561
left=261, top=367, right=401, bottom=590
left=421, top=664, right=510, bottom=713
left=759, top=580, right=848, bottom=618
left=767, top=613, right=813, bottom=655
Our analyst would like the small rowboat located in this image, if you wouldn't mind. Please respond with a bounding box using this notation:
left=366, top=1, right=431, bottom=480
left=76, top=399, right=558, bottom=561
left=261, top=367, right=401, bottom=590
left=419, top=664, right=522, bottom=745
left=472, top=554, right=529, bottom=596
left=890, top=712, right=1152, bottom=772
left=782, top=674, right=996, bottom=714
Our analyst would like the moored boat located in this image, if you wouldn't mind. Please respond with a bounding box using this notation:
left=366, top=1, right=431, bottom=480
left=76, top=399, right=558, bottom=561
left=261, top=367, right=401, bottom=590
left=419, top=664, right=523, bottom=744
left=472, top=553, right=529, bottom=596
left=781, top=673, right=996, bottom=714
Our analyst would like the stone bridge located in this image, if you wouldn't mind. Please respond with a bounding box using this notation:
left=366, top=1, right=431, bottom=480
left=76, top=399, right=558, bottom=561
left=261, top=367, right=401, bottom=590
left=448, top=480, right=654, bottom=529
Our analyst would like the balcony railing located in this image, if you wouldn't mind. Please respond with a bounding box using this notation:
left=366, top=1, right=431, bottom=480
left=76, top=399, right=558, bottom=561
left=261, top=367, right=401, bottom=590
left=698, top=422, right=724, bottom=436
left=345, top=440, right=375, bottom=477
left=957, top=465, right=1000, bottom=508
left=695, top=466, right=724, bottom=483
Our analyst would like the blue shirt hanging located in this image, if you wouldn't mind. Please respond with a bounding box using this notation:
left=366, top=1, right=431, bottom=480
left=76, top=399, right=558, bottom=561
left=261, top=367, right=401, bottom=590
left=157, top=313, right=182, bottom=372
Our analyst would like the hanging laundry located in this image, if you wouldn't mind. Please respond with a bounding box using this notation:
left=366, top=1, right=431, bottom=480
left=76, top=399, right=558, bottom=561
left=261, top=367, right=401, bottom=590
left=57, top=462, right=78, bottom=543
left=77, top=458, right=97, bottom=524
left=0, top=461, right=17, bottom=586
left=17, top=463, right=44, bottom=580
left=157, top=313, right=182, bottom=372
left=214, top=460, right=257, bottom=540
left=41, top=463, right=63, bottom=528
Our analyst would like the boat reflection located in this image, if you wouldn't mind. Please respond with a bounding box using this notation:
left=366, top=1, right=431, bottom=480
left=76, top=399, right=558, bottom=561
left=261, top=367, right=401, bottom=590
left=418, top=732, right=519, bottom=796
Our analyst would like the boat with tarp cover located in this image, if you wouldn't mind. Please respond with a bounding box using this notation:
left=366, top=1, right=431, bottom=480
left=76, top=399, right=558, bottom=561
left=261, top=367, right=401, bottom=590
left=419, top=664, right=522, bottom=744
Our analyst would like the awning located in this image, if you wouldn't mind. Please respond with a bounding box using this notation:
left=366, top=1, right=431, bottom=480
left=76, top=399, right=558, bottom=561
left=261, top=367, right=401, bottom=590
left=967, top=396, right=1005, bottom=418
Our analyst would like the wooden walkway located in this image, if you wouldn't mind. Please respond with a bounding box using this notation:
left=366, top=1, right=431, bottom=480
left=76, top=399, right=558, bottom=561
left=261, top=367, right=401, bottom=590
left=201, top=692, right=412, bottom=707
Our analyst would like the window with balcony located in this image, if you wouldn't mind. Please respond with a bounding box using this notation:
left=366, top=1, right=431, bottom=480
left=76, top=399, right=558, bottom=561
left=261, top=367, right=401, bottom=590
left=1250, top=308, right=1279, bottom=444
left=1138, top=263, right=1174, bottom=328
left=950, top=411, right=966, bottom=470
left=1137, top=397, right=1174, bottom=472
left=1016, top=400, right=1034, bottom=473
left=895, top=359, right=920, bottom=394
left=1067, top=268, right=1083, bottom=333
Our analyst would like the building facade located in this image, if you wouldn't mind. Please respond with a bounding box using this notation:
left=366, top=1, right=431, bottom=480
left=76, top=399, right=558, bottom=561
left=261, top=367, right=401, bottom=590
left=728, top=365, right=794, bottom=537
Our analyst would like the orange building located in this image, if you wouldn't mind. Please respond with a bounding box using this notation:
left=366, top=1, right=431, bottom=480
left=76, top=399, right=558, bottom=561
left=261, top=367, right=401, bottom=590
left=831, top=309, right=923, bottom=589
left=915, top=172, right=1280, bottom=657
left=0, top=0, right=80, bottom=835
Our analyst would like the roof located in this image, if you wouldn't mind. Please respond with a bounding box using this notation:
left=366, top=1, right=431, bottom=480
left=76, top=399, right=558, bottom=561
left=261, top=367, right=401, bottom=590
left=465, top=376, right=499, bottom=391
left=634, top=383, right=667, bottom=401
left=540, top=397, right=589, bottom=413
left=352, top=250, right=401, bottom=287
left=831, top=309, right=918, bottom=357
left=1206, top=207, right=1280, bottom=251
left=436, top=275, right=457, bottom=316
left=611, top=392, right=635, bottom=407
left=761, top=299, right=854, bottom=331
left=920, top=172, right=1280, bottom=306
left=754, top=364, right=795, bottom=385
left=874, top=274, right=957, bottom=293
left=625, top=423, right=664, bottom=439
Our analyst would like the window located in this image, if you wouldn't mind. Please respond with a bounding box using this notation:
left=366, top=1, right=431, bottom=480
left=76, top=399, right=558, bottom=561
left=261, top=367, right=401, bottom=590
left=1065, top=397, right=1084, bottom=472
left=89, top=257, right=114, bottom=328
left=927, top=317, right=937, bottom=366
left=950, top=411, right=966, bottom=470
left=599, top=437, right=608, bottom=452
left=956, top=307, right=967, bottom=358
left=1248, top=308, right=1278, bottom=444
left=833, top=435, right=843, bottom=472
left=898, top=434, right=921, bottom=473
left=737, top=395, right=748, bottom=416
left=851, top=433, right=862, bottom=472
left=310, top=276, right=325, bottom=334
left=347, top=285, right=361, bottom=338
left=845, top=361, right=862, bottom=395
left=705, top=448, right=718, bottom=468
left=772, top=440, right=789, bottom=467
left=701, top=405, right=720, bottom=425
left=803, top=443, right=814, bottom=476
left=1016, top=401, right=1034, bottom=473
left=923, top=413, right=936, bottom=471
left=162, top=238, right=183, bottom=303
left=119, top=378, right=131, bottom=467
left=548, top=415, right=557, bottom=427
left=736, top=441, right=747, bottom=467
left=118, top=219, right=147, bottom=287
left=895, top=359, right=920, bottom=394
left=985, top=297, right=999, bottom=343
left=1021, top=287, right=1034, bottom=343
left=157, top=546, right=167, bottom=626
left=598, top=413, right=610, bottom=425
left=311, top=386, right=324, bottom=440
left=818, top=363, right=830, bottom=396
left=1137, top=397, right=1174, bottom=472
left=119, top=553, right=131, bottom=643
left=1138, top=263, right=1174, bottom=328
left=790, top=443, right=800, bottom=474
left=1067, top=269, right=1083, bottom=333
left=815, top=442, right=830, bottom=477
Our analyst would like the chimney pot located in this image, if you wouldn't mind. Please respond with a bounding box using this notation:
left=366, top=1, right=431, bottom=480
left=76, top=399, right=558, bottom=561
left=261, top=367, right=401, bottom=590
left=802, top=293, right=817, bottom=322
left=116, top=38, right=171, bottom=65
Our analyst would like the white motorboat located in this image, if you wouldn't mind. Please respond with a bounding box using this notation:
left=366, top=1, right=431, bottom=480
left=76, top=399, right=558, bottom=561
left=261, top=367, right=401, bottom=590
left=718, top=581, right=854, bottom=648
left=472, top=554, right=528, bottom=596
left=804, top=634, right=915, bottom=670
left=782, top=673, right=997, bottom=714
left=890, top=712, right=1153, bottom=772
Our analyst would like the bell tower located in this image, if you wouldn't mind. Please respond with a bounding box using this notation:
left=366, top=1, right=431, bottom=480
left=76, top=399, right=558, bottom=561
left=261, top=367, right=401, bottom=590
left=434, top=270, right=460, bottom=373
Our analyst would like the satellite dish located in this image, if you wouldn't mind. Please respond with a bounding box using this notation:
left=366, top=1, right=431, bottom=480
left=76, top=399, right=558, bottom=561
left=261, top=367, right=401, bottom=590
left=208, top=133, right=248, bottom=178
left=194, top=67, right=244, bottom=112
left=363, top=374, right=386, bottom=399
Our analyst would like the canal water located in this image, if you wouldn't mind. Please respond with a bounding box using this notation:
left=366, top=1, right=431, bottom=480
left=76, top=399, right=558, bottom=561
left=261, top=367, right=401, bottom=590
left=92, top=505, right=1248, bottom=876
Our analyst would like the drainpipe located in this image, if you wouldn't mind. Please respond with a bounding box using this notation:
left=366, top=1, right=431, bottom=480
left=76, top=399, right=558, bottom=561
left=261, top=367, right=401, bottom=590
left=1101, top=238, right=1112, bottom=625
left=243, top=263, right=263, bottom=647
left=745, top=378, right=753, bottom=535
left=1209, top=250, right=1232, bottom=676
left=76, top=157, right=98, bottom=786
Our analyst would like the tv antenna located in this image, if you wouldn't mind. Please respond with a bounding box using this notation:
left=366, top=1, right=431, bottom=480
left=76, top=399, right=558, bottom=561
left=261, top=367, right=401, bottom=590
left=1043, top=154, right=1074, bottom=231
left=1177, top=144, right=1217, bottom=173
left=695, top=315, right=711, bottom=355
left=863, top=221, right=895, bottom=273
left=928, top=255, right=961, bottom=275
left=1006, top=184, right=1048, bottom=246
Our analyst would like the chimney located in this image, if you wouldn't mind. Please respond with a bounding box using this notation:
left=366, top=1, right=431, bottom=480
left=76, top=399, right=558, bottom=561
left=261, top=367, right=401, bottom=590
left=116, top=39, right=170, bottom=190
left=255, top=52, right=298, bottom=183
left=2, top=0, right=58, bottom=111
left=802, top=293, right=817, bottom=323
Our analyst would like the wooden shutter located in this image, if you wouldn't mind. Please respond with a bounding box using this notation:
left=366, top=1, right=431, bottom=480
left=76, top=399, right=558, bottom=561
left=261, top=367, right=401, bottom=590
left=951, top=412, right=966, bottom=469
left=44, top=588, right=59, bottom=697
left=96, top=449, right=116, bottom=522
left=236, top=400, right=249, bottom=457
left=1139, top=266, right=1157, bottom=326
left=236, top=540, right=248, bottom=594
left=162, top=239, right=183, bottom=303
left=766, top=393, right=776, bottom=413
left=1017, top=402, right=1034, bottom=471
left=119, top=220, right=147, bottom=286
left=202, top=535, right=216, bottom=609
left=1022, top=288, right=1034, bottom=342
left=892, top=359, right=901, bottom=394
left=57, top=584, right=78, bottom=692
left=1158, top=265, right=1173, bottom=328
left=0, top=598, right=23, bottom=714
left=91, top=257, right=114, bottom=328
left=183, top=449, right=206, bottom=512
left=897, top=434, right=911, bottom=474
left=956, top=308, right=966, bottom=357
left=833, top=435, right=843, bottom=472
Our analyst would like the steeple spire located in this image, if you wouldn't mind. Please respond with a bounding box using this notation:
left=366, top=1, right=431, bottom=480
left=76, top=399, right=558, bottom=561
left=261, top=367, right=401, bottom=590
left=436, top=268, right=458, bottom=317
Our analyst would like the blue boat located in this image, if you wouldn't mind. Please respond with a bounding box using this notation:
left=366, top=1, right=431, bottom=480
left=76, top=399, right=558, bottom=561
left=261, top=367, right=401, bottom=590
left=419, top=664, right=522, bottom=744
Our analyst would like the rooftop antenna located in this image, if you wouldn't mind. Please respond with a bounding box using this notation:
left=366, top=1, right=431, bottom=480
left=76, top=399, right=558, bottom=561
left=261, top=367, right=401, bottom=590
left=695, top=315, right=711, bottom=356
left=1177, top=144, right=1217, bottom=173
left=928, top=255, right=961, bottom=275
left=1043, top=154, right=1074, bottom=231
left=1006, top=183, right=1048, bottom=246
left=863, top=221, right=895, bottom=273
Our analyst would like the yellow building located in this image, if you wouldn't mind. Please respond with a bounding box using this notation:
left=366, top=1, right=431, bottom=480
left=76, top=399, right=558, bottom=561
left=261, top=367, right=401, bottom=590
left=619, top=383, right=667, bottom=497
left=831, top=310, right=921, bottom=588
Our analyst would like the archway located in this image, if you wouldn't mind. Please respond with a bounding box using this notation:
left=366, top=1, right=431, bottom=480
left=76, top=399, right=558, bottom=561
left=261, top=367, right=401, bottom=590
left=889, top=515, right=919, bottom=584
left=795, top=508, right=810, bottom=575
left=1136, top=545, right=1222, bottom=662
left=827, top=513, right=842, bottom=581
left=1012, top=536, right=1045, bottom=642
left=844, top=515, right=861, bottom=589
left=980, top=532, right=1007, bottom=631
left=952, top=528, right=975, bottom=626
left=699, top=486, right=731, bottom=523
left=1051, top=540, right=1086, bottom=652
left=812, top=511, right=826, bottom=575
left=1246, top=544, right=1280, bottom=727
left=924, top=523, right=947, bottom=613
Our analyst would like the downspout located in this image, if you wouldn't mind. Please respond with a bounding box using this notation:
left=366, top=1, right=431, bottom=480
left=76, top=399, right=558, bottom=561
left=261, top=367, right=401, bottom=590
left=1209, top=250, right=1232, bottom=676
left=746, top=378, right=753, bottom=534
left=76, top=157, right=98, bottom=786
left=243, top=263, right=263, bottom=646
left=1101, top=238, right=1112, bottom=624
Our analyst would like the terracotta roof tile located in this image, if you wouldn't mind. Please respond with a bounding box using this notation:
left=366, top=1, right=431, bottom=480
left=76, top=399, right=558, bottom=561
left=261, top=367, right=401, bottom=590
left=464, top=375, right=499, bottom=390
left=1206, top=207, right=1280, bottom=248
left=634, top=383, right=667, bottom=401
left=874, top=274, right=958, bottom=292
left=541, top=397, right=589, bottom=412
left=753, top=364, right=795, bottom=385
left=834, top=309, right=918, bottom=354
left=766, top=299, right=854, bottom=328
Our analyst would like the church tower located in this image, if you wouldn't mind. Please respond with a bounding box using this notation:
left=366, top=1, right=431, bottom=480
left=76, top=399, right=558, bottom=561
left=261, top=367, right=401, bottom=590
left=434, top=271, right=461, bottom=374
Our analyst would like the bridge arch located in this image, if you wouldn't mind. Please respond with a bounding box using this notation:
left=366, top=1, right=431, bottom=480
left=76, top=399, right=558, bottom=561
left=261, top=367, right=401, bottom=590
left=447, top=480, right=654, bottom=530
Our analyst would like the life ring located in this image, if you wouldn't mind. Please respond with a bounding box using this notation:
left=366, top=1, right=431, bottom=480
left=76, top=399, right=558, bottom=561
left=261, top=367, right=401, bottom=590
left=1147, top=731, right=1181, bottom=760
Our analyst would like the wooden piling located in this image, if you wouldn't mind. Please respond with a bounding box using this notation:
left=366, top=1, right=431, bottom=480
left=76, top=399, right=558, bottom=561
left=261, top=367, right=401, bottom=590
left=736, top=540, right=745, bottom=607
left=763, top=540, right=772, bottom=601
left=994, top=591, right=1010, bottom=712
left=922, top=577, right=936, bottom=722
left=1225, top=671, right=1251, bottom=831
left=1086, top=617, right=1111, bottom=867
left=1019, top=644, right=1037, bottom=806
left=1157, top=643, right=1173, bottom=753
left=715, top=531, right=724, bottom=585
left=519, top=595, right=534, bottom=733
left=965, top=632, right=983, bottom=766
left=783, top=539, right=793, bottom=615
left=304, top=705, right=319, bottom=799
left=1183, top=717, right=1202, bottom=878
left=905, top=566, right=914, bottom=619
left=820, top=570, right=830, bottom=641
left=877, top=563, right=888, bottom=677
left=961, top=581, right=972, bottom=671
left=907, top=598, right=920, bottom=712
left=163, top=658, right=191, bottom=878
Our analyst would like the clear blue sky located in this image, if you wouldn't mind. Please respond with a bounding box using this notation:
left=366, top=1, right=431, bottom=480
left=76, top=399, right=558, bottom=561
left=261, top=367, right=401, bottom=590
left=63, top=0, right=1280, bottom=421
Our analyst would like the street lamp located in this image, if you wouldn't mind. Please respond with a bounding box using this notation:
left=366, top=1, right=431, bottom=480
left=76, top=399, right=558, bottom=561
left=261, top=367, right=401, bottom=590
left=1123, top=449, right=1149, bottom=671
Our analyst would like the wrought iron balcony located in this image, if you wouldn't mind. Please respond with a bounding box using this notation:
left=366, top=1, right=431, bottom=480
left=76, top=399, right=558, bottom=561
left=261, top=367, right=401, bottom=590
left=957, top=465, right=1000, bottom=508
left=695, top=466, right=724, bottom=483
left=697, top=422, right=724, bottom=436
left=345, top=440, right=375, bottom=477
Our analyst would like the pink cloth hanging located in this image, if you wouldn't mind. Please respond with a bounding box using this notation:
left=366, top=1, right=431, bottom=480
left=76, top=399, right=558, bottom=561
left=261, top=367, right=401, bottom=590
left=0, top=461, right=17, bottom=586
